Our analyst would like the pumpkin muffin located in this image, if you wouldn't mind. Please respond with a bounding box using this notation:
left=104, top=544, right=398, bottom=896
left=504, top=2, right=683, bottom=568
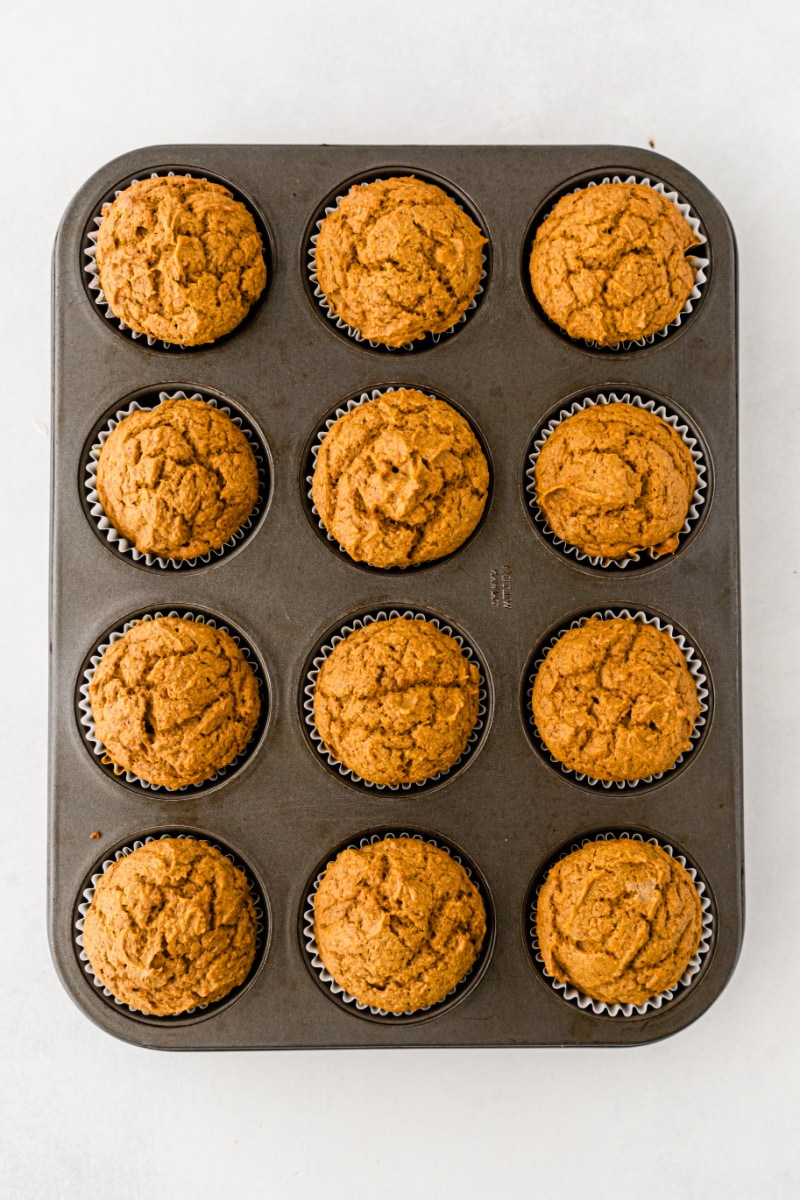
left=314, top=837, right=486, bottom=1013
left=535, top=403, right=697, bottom=560
left=88, top=615, right=261, bottom=789
left=311, top=389, right=489, bottom=568
left=314, top=176, right=486, bottom=347
left=82, top=837, right=257, bottom=1016
left=531, top=616, right=700, bottom=782
left=536, top=838, right=704, bottom=1006
left=313, top=617, right=480, bottom=786
left=529, top=182, right=700, bottom=346
left=95, top=175, right=266, bottom=346
left=97, top=397, right=260, bottom=560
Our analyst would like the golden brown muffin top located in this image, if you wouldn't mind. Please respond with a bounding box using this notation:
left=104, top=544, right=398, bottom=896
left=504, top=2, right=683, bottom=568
left=535, top=403, right=697, bottom=560
left=531, top=616, right=700, bottom=782
left=89, top=615, right=261, bottom=789
left=82, top=838, right=257, bottom=1016
left=536, top=838, right=703, bottom=1007
left=314, top=176, right=486, bottom=347
left=95, top=175, right=266, bottom=346
left=97, top=398, right=260, bottom=560
left=313, top=616, right=480, bottom=786
left=311, top=389, right=489, bottom=568
left=529, top=182, right=699, bottom=346
left=314, top=837, right=486, bottom=1013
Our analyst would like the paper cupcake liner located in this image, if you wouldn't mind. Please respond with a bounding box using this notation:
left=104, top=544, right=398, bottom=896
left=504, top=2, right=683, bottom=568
left=525, top=607, right=710, bottom=790
left=83, top=389, right=270, bottom=570
left=531, top=173, right=710, bottom=352
left=302, top=608, right=490, bottom=794
left=305, top=386, right=490, bottom=572
left=524, top=391, right=709, bottom=569
left=82, top=168, right=270, bottom=352
left=302, top=830, right=491, bottom=1019
left=77, top=609, right=267, bottom=796
left=306, top=173, right=488, bottom=352
left=74, top=831, right=267, bottom=1021
left=528, top=830, right=714, bottom=1017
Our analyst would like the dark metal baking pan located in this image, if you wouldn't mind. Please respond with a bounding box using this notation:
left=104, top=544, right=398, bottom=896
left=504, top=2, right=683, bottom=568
left=50, top=144, right=742, bottom=1049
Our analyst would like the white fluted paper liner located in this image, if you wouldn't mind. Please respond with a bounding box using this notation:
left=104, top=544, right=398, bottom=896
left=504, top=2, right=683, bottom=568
left=525, top=391, right=708, bottom=569
left=529, top=830, right=714, bottom=1017
left=536, top=173, right=709, bottom=351
left=84, top=390, right=268, bottom=570
left=303, top=609, right=489, bottom=792
left=74, top=832, right=265, bottom=1018
left=302, top=830, right=487, bottom=1017
left=526, top=608, right=709, bottom=790
left=307, top=176, right=488, bottom=350
left=306, top=386, right=487, bottom=568
left=78, top=609, right=264, bottom=793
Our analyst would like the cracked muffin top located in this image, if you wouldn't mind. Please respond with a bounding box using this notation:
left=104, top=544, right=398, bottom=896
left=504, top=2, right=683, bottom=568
left=314, top=837, right=486, bottom=1013
left=82, top=837, right=257, bottom=1016
left=536, top=838, right=703, bottom=1007
left=89, top=615, right=261, bottom=789
left=312, top=616, right=480, bottom=786
left=311, top=389, right=489, bottom=568
left=313, top=176, right=486, bottom=347
left=97, top=397, right=260, bottom=560
left=95, top=175, right=266, bottom=346
left=534, top=402, right=697, bottom=560
left=529, top=182, right=700, bottom=346
left=531, top=616, right=700, bottom=782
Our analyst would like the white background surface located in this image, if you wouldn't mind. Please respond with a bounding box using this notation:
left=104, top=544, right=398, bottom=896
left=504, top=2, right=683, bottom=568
left=2, top=2, right=799, bottom=1196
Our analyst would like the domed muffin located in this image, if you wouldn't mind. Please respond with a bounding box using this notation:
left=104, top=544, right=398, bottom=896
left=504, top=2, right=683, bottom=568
left=95, top=175, right=266, bottom=346
left=314, top=837, right=486, bottom=1012
left=311, top=389, right=489, bottom=568
left=529, top=182, right=700, bottom=346
left=534, top=402, right=696, bottom=560
left=82, top=837, right=257, bottom=1016
left=313, top=616, right=480, bottom=786
left=536, top=838, right=703, bottom=1006
left=88, top=615, right=261, bottom=789
left=314, top=176, right=486, bottom=347
left=97, top=397, right=260, bottom=560
left=531, top=616, right=700, bottom=782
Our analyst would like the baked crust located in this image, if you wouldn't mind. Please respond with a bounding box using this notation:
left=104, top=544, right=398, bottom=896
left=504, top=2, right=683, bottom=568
left=529, top=182, right=699, bottom=346
left=314, top=837, right=486, bottom=1013
left=536, top=838, right=703, bottom=1006
left=89, top=616, right=261, bottom=789
left=314, top=176, right=485, bottom=347
left=96, top=175, right=266, bottom=346
left=531, top=616, right=700, bottom=781
left=311, top=389, right=489, bottom=567
left=82, top=838, right=257, bottom=1016
left=535, top=403, right=696, bottom=559
left=313, top=617, right=479, bottom=786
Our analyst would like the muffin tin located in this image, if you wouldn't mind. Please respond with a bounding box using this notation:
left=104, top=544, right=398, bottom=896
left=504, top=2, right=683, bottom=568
left=49, top=144, right=742, bottom=1049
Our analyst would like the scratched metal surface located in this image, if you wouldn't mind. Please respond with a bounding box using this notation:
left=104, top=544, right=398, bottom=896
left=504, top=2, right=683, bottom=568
left=50, top=145, right=741, bottom=1049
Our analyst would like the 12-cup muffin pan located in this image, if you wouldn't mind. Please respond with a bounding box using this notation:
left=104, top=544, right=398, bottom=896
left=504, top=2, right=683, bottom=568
left=49, top=145, right=742, bottom=1049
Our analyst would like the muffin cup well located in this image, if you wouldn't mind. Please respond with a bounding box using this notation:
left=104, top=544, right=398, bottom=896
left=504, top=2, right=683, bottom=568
left=304, top=168, right=489, bottom=353
left=74, top=830, right=268, bottom=1024
left=526, top=829, right=714, bottom=1018
left=76, top=608, right=269, bottom=797
left=523, top=607, right=710, bottom=791
left=82, top=167, right=273, bottom=352
left=524, top=390, right=709, bottom=570
left=300, top=828, right=494, bottom=1022
left=301, top=607, right=491, bottom=795
left=83, top=389, right=271, bottom=571
left=524, top=171, right=710, bottom=352
left=303, top=385, right=492, bottom=573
